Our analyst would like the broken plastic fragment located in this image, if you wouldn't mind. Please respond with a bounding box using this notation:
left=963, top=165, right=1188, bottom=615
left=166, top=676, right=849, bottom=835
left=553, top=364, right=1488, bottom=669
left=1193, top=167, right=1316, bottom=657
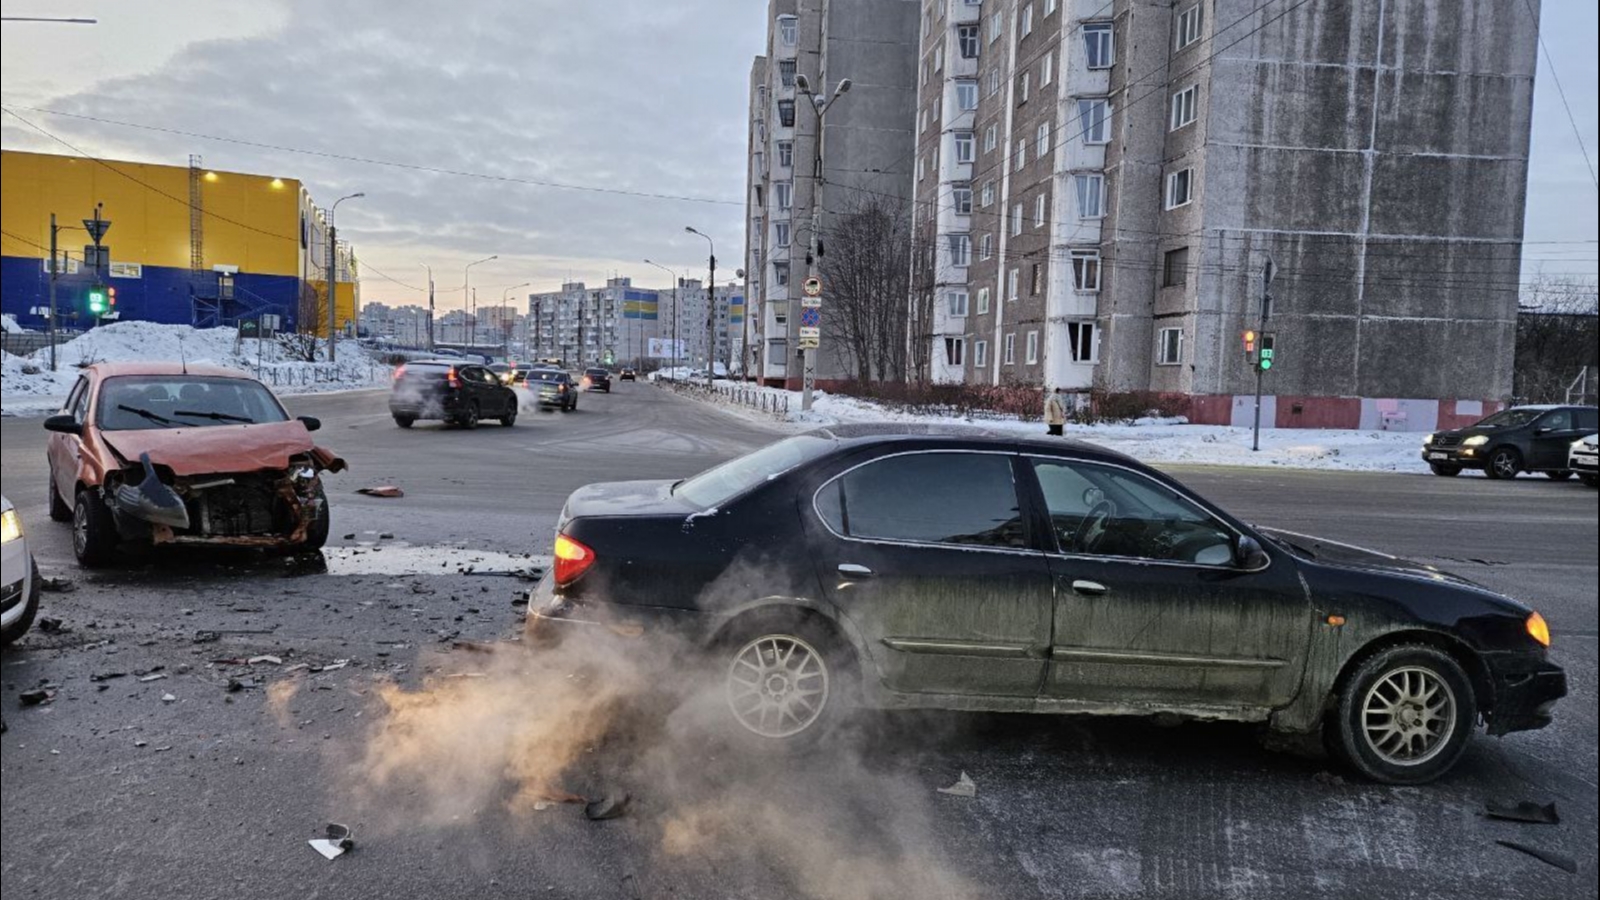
left=1496, top=839, right=1577, bottom=873
left=309, top=823, right=355, bottom=860
left=585, top=792, right=631, bottom=821
left=356, top=486, right=405, bottom=498
left=1485, top=800, right=1560, bottom=825
left=937, top=772, right=977, bottom=798
left=248, top=655, right=284, bottom=666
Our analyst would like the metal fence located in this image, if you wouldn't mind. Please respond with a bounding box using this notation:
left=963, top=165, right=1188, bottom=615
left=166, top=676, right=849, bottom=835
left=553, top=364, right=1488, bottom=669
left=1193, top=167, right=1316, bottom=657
left=1, top=331, right=81, bottom=359
left=660, top=379, right=790, bottom=416
left=248, top=363, right=391, bottom=388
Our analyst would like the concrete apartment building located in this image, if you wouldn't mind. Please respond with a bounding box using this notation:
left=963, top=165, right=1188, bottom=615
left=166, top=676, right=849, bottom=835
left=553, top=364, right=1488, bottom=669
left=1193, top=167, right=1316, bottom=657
left=913, top=0, right=1540, bottom=430
left=526, top=277, right=741, bottom=370
left=744, top=0, right=920, bottom=388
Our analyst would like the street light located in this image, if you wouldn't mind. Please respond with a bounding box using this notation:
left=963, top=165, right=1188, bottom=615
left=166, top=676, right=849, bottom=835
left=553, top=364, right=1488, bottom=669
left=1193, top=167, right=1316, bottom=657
left=463, top=255, right=497, bottom=349
left=793, top=77, right=852, bottom=411
left=419, top=263, right=435, bottom=350
left=684, top=227, right=715, bottom=387
left=643, top=258, right=681, bottom=377
left=502, top=282, right=530, bottom=355
left=327, top=192, right=364, bottom=361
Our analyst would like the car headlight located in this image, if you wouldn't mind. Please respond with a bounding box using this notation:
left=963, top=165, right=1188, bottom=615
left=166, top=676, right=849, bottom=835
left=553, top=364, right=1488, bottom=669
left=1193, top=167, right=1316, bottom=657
left=1423, top=433, right=1436, bottom=448
left=1462, top=435, right=1489, bottom=447
left=0, top=509, right=22, bottom=544
left=1574, top=438, right=1589, bottom=451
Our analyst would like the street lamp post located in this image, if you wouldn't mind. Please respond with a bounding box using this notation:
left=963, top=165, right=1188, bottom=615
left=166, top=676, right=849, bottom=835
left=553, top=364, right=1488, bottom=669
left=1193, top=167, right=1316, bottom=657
left=419, top=263, right=436, bottom=351
left=463, top=255, right=497, bottom=351
left=502, top=282, right=530, bottom=356
left=685, top=227, right=715, bottom=387
left=643, top=258, right=681, bottom=377
left=794, top=75, right=851, bottom=411
left=326, top=192, right=364, bottom=362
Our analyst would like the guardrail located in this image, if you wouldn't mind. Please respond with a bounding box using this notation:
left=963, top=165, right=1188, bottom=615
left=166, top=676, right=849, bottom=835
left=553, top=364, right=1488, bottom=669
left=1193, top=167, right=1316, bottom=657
left=247, top=363, right=392, bottom=388
left=659, top=379, right=790, bottom=416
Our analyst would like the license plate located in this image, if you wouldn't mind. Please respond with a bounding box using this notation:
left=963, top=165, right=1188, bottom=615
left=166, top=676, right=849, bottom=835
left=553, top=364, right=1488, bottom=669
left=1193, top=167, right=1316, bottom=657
left=1428, top=452, right=1449, bottom=460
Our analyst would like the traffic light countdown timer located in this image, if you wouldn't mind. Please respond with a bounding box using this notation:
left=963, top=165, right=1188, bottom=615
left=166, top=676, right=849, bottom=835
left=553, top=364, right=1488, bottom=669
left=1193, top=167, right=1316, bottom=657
left=87, top=284, right=117, bottom=316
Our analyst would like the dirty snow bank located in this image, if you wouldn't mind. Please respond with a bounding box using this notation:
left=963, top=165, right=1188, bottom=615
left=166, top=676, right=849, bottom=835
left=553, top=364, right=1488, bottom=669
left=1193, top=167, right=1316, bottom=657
left=2, top=321, right=390, bottom=416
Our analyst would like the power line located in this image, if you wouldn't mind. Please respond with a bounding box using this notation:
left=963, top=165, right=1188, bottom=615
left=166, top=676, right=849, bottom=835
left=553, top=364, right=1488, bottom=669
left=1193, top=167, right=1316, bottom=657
left=1519, top=0, right=1598, bottom=190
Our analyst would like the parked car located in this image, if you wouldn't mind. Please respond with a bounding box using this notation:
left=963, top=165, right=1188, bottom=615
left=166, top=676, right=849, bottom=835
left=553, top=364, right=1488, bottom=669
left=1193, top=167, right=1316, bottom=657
left=527, top=369, right=578, bottom=411
left=582, top=367, right=612, bottom=393
left=527, top=425, right=1565, bottom=784
left=1422, top=404, right=1599, bottom=479
left=619, top=367, right=638, bottom=382
left=1570, top=433, right=1598, bottom=487
left=42, top=362, right=346, bottom=566
left=389, top=360, right=518, bottom=428
left=1, top=495, right=42, bottom=645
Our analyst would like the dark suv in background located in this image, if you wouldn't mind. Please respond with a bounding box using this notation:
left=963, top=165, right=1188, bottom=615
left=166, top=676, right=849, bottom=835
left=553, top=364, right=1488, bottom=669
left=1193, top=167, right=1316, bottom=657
left=583, top=367, right=612, bottom=393
left=1423, top=404, right=1598, bottom=479
left=389, top=361, right=519, bottom=428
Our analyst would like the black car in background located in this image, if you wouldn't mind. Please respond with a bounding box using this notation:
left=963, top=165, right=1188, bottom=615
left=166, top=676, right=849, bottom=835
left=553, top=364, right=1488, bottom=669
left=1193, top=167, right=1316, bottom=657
left=527, top=369, right=578, bottom=411
left=388, top=360, right=519, bottom=428
left=583, top=367, right=612, bottom=393
left=619, top=367, right=637, bottom=382
left=1422, top=404, right=1598, bottom=479
left=528, top=425, right=1564, bottom=784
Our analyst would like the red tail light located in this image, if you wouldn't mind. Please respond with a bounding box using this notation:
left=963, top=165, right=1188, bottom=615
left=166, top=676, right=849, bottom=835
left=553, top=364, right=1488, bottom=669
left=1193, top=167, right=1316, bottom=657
left=553, top=534, right=596, bottom=586
left=447, top=367, right=460, bottom=388
left=393, top=364, right=407, bottom=380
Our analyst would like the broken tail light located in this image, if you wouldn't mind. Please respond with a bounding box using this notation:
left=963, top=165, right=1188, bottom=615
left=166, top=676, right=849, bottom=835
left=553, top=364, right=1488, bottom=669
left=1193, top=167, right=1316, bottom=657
left=553, top=534, right=595, bottom=586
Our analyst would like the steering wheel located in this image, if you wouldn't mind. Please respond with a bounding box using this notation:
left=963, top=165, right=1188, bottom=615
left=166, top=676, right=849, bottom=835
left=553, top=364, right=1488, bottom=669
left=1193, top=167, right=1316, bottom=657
left=1075, top=500, right=1117, bottom=553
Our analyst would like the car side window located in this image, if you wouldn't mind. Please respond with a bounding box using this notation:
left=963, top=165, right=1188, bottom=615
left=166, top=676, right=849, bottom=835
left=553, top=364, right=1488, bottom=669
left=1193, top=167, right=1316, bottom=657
left=818, top=452, right=1028, bottom=549
left=1539, top=410, right=1572, bottom=431
left=65, top=376, right=90, bottom=421
left=1578, top=409, right=1599, bottom=432
left=1031, top=459, right=1235, bottom=566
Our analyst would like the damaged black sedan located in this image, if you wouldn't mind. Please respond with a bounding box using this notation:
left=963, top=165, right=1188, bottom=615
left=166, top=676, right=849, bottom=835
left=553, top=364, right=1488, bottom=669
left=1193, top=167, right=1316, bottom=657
left=528, top=425, right=1565, bottom=784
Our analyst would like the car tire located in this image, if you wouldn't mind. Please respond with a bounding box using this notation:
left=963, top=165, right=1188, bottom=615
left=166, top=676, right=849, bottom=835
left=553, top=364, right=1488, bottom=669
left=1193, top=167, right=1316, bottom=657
left=1428, top=463, right=1461, bottom=477
left=500, top=408, right=517, bottom=427
left=48, top=478, right=72, bottom=522
left=72, top=489, right=118, bottom=568
left=393, top=415, right=415, bottom=429
left=1484, top=447, right=1521, bottom=480
left=1544, top=470, right=1573, bottom=481
left=1581, top=474, right=1599, bottom=488
left=296, top=482, right=330, bottom=552
left=0, top=557, right=41, bottom=646
left=459, top=403, right=480, bottom=429
left=716, top=612, right=853, bottom=751
left=1332, top=644, right=1476, bottom=785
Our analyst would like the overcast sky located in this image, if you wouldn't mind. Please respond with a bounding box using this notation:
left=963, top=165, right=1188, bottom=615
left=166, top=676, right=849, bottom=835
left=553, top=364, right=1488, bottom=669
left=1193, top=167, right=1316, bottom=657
left=2, top=0, right=1595, bottom=315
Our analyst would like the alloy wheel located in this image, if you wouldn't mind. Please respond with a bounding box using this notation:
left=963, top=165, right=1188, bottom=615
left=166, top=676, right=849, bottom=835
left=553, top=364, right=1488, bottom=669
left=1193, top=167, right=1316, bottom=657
left=1361, top=666, right=1457, bottom=766
left=1491, top=450, right=1519, bottom=478
left=726, top=634, right=830, bottom=739
left=72, top=499, right=90, bottom=557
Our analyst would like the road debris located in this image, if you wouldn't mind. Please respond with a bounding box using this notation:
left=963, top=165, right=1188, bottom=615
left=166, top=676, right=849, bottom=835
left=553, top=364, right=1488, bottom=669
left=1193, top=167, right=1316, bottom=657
left=585, top=792, right=631, bottom=821
left=138, top=673, right=169, bottom=683
left=1485, top=799, right=1560, bottom=825
left=315, top=660, right=350, bottom=673
left=938, top=772, right=977, bottom=798
left=89, top=672, right=128, bottom=683
left=452, top=640, right=497, bottom=654
left=19, top=689, right=56, bottom=707
left=39, top=576, right=76, bottom=593
left=247, top=655, right=284, bottom=666
left=1496, top=839, right=1578, bottom=873
left=308, top=823, right=355, bottom=861
left=356, top=486, right=405, bottom=498
left=37, top=617, right=70, bottom=635
left=161, top=693, right=177, bottom=703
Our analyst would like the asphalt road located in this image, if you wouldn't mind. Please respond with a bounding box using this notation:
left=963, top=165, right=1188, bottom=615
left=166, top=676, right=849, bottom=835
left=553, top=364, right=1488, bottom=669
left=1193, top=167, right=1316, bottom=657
left=1, top=383, right=1595, bottom=900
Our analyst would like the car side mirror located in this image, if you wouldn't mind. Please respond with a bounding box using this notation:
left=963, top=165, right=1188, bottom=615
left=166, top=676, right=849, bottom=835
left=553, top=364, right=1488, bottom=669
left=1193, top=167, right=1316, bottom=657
left=43, top=414, right=82, bottom=436
left=1235, top=536, right=1271, bottom=571
left=297, top=415, right=322, bottom=432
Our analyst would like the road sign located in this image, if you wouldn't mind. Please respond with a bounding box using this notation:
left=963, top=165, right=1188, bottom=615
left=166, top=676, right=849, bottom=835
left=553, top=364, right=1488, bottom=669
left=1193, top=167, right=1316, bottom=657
left=802, top=276, right=822, bottom=297
left=798, top=335, right=819, bottom=350
left=799, top=307, right=821, bottom=329
left=83, top=216, right=111, bottom=244
left=799, top=295, right=822, bottom=309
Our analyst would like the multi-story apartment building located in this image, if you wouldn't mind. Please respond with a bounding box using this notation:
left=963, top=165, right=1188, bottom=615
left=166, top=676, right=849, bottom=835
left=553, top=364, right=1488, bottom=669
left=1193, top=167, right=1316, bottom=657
left=745, top=0, right=920, bottom=388
left=915, top=0, right=1539, bottom=430
left=358, top=302, right=430, bottom=346
left=527, top=280, right=627, bottom=368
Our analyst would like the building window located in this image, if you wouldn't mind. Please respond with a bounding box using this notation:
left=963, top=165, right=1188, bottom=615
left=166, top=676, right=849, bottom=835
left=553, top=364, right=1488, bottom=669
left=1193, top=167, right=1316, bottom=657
left=917, top=155, right=926, bottom=181
left=1075, top=173, right=1105, bottom=218
left=1164, top=247, right=1190, bottom=287
left=773, top=261, right=790, bottom=286
left=777, top=140, right=794, bottom=168
left=954, top=130, right=975, bottom=163
left=1018, top=72, right=1030, bottom=104
left=1030, top=262, right=1043, bottom=294
left=775, top=221, right=791, bottom=246
left=984, top=124, right=998, bottom=152
left=778, top=60, right=796, bottom=87
left=954, top=185, right=974, bottom=214
left=1021, top=4, right=1034, bottom=37
left=1067, top=321, right=1098, bottom=362
left=976, top=287, right=991, bottom=314
left=948, top=291, right=969, bottom=316
left=1071, top=249, right=1101, bottom=291
left=775, top=181, right=793, bottom=209
left=987, top=69, right=1001, bottom=98
left=945, top=337, right=966, bottom=366
left=1004, top=332, right=1017, bottom=364
left=1158, top=327, right=1184, bottom=365
left=935, top=44, right=945, bottom=72
left=948, top=233, right=972, bottom=267
left=958, top=24, right=980, bottom=58
left=1084, top=22, right=1114, bottom=68
left=1037, top=121, right=1052, bottom=157
left=1170, top=84, right=1198, bottom=131
left=1007, top=267, right=1020, bottom=300
left=777, top=99, right=795, bottom=127
left=1014, top=143, right=1027, bottom=171
left=754, top=184, right=765, bottom=207
left=1165, top=167, right=1194, bottom=209
left=1034, top=192, right=1048, bottom=227
left=1176, top=3, right=1203, bottom=50
left=981, top=180, right=995, bottom=206
left=1010, top=203, right=1023, bottom=235
left=779, top=14, right=797, bottom=46
left=975, top=339, right=989, bottom=367
left=1077, top=99, right=1110, bottom=144
left=989, top=11, right=1003, bottom=42
left=1041, top=51, right=1054, bottom=86
left=956, top=79, right=979, bottom=111
left=1045, top=0, right=1058, bottom=15
left=980, top=232, right=994, bottom=259
left=1026, top=330, right=1040, bottom=364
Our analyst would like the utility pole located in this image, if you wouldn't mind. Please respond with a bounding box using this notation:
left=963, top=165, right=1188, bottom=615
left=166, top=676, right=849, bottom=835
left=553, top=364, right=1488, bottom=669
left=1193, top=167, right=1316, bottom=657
left=795, top=76, right=851, bottom=411
left=577, top=294, right=586, bottom=370
left=327, top=193, right=364, bottom=362
left=48, top=213, right=59, bottom=372
left=1251, top=257, right=1275, bottom=452
left=686, top=227, right=716, bottom=385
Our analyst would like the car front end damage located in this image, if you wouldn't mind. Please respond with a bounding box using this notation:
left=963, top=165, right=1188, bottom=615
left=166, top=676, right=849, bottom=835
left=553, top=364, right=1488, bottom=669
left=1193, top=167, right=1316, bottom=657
left=1482, top=649, right=1567, bottom=736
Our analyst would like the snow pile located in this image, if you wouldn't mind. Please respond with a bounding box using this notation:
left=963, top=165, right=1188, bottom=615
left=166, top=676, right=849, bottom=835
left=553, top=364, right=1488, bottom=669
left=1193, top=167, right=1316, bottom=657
left=688, top=383, right=1431, bottom=474
left=2, top=321, right=390, bottom=416
left=1, top=314, right=27, bottom=334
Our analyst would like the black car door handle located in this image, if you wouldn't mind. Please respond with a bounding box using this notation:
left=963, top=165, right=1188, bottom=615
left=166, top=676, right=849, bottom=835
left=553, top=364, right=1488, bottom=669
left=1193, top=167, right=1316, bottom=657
left=838, top=564, right=873, bottom=579
left=1071, top=579, right=1109, bottom=596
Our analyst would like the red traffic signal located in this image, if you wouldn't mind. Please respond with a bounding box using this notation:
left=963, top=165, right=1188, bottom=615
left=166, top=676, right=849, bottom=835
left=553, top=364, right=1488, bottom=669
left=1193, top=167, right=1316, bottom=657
left=106, top=286, right=117, bottom=307
left=1242, top=329, right=1258, bottom=358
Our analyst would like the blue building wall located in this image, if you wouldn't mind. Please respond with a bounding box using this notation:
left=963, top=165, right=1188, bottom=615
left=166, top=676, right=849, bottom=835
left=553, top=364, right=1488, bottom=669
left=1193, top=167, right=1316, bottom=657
left=1, top=256, right=300, bottom=332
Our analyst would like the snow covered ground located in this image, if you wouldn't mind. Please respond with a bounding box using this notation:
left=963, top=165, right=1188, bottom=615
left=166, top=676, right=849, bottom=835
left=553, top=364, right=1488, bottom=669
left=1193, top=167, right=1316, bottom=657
left=683, top=383, right=1432, bottom=474
left=2, top=321, right=391, bottom=416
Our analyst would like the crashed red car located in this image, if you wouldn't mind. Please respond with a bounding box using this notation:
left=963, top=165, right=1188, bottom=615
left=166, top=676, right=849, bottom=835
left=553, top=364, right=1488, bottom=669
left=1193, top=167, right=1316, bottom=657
left=42, top=362, right=346, bottom=566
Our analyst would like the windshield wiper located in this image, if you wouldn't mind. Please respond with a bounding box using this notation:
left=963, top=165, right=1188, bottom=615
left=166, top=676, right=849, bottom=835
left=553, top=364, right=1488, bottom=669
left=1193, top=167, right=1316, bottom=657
left=669, top=478, right=687, bottom=495
left=173, top=410, right=254, bottom=424
left=116, top=404, right=178, bottom=427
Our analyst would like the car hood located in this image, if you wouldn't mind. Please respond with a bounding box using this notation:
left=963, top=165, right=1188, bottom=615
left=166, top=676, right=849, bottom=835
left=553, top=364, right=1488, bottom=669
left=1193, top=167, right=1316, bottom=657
left=561, top=479, right=698, bottom=521
left=100, top=420, right=346, bottom=476
left=1256, top=527, right=1482, bottom=588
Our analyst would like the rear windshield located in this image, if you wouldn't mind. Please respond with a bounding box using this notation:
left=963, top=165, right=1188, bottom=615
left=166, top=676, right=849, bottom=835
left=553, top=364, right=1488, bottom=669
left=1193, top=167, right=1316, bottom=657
left=96, top=375, right=289, bottom=431
left=528, top=371, right=568, bottom=383
left=1475, top=408, right=1545, bottom=429
left=586, top=368, right=608, bottom=375
left=675, top=435, right=835, bottom=509
left=400, top=363, right=455, bottom=379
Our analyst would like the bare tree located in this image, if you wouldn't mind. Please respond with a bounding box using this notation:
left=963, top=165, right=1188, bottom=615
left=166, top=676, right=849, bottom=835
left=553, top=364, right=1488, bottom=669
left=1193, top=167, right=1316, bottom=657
left=1515, top=274, right=1599, bottom=403
left=819, top=198, right=912, bottom=383
left=905, top=215, right=939, bottom=384
left=280, top=281, right=329, bottom=362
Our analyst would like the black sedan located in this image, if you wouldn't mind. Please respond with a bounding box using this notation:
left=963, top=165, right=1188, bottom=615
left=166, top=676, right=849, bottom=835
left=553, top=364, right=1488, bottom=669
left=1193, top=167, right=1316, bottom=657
left=582, top=367, right=612, bottom=393
left=528, top=425, right=1565, bottom=784
left=388, top=361, right=518, bottom=428
left=1423, top=404, right=1598, bottom=479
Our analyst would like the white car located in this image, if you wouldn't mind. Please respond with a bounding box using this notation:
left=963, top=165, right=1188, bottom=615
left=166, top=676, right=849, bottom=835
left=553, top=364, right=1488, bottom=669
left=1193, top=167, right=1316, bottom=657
left=1570, top=433, right=1599, bottom=487
left=2, top=494, right=42, bottom=644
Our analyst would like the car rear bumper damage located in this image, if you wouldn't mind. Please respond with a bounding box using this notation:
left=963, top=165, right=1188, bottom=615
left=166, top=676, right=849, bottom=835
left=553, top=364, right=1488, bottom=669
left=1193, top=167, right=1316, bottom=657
left=1483, top=651, right=1567, bottom=736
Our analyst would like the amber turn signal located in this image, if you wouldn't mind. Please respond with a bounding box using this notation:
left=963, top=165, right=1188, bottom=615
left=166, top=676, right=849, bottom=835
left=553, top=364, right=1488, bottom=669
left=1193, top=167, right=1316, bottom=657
left=1526, top=612, right=1551, bottom=648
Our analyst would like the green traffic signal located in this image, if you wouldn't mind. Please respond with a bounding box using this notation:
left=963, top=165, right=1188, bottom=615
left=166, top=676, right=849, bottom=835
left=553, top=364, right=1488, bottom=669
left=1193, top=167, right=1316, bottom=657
left=87, top=286, right=108, bottom=315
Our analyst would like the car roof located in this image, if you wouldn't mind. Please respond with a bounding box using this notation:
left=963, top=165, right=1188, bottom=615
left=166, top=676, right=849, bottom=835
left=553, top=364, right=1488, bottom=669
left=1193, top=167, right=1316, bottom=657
left=801, top=422, right=1140, bottom=465
left=90, top=361, right=254, bottom=380
left=1507, top=404, right=1597, bottom=411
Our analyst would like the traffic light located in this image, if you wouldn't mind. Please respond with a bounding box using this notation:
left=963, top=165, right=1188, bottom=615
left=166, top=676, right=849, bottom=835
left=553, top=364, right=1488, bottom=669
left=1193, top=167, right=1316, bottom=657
left=86, top=284, right=108, bottom=315
left=106, top=286, right=117, bottom=309
left=1257, top=332, right=1277, bottom=371
left=1242, top=329, right=1258, bottom=361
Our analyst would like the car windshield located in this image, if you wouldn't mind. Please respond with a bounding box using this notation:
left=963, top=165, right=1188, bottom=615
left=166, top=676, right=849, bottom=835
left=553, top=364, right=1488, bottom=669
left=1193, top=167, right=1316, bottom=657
left=674, top=435, right=835, bottom=509
left=1474, top=408, right=1546, bottom=429
left=96, top=375, right=289, bottom=431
